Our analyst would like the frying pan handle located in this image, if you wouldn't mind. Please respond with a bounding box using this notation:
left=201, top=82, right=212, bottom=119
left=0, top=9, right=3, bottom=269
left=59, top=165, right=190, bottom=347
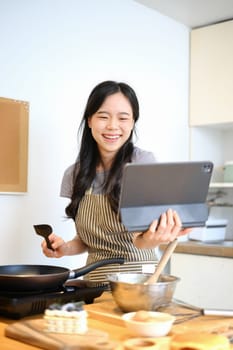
left=70, top=257, right=125, bottom=278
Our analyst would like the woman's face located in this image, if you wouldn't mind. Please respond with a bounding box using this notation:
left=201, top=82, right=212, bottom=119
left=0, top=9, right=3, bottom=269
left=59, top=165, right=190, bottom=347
left=88, top=92, right=134, bottom=161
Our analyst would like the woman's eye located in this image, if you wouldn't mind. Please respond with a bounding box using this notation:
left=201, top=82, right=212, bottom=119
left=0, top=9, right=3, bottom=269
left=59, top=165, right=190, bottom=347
left=99, top=116, right=108, bottom=119
left=98, top=114, right=108, bottom=119
left=119, top=116, right=131, bottom=121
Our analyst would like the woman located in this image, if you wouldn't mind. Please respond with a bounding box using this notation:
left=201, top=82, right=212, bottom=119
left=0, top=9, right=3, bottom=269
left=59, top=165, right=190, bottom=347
left=42, top=80, right=191, bottom=283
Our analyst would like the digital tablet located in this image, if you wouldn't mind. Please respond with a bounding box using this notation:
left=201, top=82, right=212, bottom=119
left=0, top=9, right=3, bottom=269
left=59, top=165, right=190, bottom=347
left=119, top=161, right=213, bottom=231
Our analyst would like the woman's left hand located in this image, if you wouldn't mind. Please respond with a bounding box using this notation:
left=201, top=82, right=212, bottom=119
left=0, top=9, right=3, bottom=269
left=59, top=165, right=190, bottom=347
left=133, top=209, right=192, bottom=249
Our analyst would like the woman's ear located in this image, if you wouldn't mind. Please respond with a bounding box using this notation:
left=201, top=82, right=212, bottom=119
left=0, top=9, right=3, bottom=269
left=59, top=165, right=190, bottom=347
left=131, top=120, right=135, bottom=130
left=87, top=117, right=92, bottom=128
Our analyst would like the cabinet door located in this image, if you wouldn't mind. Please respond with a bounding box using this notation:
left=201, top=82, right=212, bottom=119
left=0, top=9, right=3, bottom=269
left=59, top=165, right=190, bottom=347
left=190, top=20, right=233, bottom=126
left=170, top=253, right=233, bottom=309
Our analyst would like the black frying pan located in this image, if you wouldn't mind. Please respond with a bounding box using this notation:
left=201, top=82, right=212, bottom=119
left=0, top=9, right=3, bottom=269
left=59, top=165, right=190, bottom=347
left=0, top=258, right=124, bottom=292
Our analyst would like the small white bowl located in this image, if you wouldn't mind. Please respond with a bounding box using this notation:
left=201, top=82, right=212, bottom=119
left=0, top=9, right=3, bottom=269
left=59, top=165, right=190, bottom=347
left=121, top=310, right=175, bottom=337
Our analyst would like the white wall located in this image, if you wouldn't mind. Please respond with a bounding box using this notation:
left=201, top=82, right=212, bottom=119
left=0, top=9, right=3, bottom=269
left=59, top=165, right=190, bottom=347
left=0, top=0, right=190, bottom=268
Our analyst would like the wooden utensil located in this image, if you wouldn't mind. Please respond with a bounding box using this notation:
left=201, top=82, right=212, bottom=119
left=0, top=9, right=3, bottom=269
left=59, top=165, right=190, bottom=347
left=145, top=239, right=178, bottom=284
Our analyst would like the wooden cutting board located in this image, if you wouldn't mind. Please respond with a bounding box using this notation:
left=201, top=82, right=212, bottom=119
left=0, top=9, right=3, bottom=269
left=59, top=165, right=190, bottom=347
left=5, top=319, right=118, bottom=350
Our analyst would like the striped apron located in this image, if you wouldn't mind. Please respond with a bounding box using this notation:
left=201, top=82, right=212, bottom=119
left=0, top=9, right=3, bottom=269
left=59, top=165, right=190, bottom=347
left=75, top=188, right=158, bottom=286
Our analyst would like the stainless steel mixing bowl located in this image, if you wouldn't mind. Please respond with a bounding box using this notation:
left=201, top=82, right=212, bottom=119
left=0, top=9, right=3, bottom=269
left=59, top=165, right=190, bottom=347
left=107, top=273, right=180, bottom=312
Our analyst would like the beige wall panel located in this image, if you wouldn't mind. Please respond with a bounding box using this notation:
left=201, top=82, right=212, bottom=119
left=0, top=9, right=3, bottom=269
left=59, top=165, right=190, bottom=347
left=0, top=97, right=29, bottom=192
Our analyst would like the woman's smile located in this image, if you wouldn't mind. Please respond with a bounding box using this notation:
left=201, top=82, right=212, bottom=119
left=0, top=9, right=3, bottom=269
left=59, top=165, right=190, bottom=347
left=102, top=133, right=122, bottom=142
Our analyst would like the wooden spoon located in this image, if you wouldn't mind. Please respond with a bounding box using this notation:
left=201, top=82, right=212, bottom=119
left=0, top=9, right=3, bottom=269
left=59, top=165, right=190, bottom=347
left=145, top=238, right=178, bottom=284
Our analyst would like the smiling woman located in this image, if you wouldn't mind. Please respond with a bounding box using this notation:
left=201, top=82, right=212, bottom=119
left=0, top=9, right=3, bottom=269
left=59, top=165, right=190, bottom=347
left=0, top=97, right=29, bottom=193
left=40, top=80, right=192, bottom=286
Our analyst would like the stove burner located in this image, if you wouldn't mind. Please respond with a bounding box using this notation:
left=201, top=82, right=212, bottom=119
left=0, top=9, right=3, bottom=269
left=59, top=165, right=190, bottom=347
left=0, top=287, right=62, bottom=297
left=0, top=286, right=106, bottom=319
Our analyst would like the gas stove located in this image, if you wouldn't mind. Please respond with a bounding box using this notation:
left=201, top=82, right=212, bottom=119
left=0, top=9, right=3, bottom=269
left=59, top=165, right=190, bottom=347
left=0, top=285, right=106, bottom=319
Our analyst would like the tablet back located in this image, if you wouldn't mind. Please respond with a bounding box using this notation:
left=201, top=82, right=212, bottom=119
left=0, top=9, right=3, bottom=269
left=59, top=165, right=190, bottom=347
left=119, top=161, right=213, bottom=231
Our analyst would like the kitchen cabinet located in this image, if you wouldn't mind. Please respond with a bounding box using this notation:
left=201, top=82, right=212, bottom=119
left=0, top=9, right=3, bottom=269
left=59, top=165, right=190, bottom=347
left=170, top=253, right=233, bottom=310
left=190, top=20, right=233, bottom=126
left=189, top=21, right=233, bottom=186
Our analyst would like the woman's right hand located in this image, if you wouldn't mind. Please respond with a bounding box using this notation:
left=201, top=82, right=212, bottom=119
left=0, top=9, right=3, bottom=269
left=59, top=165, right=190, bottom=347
left=41, top=233, right=67, bottom=258
left=41, top=233, right=88, bottom=258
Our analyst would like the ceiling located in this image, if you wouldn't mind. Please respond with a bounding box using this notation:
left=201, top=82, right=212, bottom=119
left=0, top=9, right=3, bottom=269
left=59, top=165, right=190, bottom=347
left=134, top=0, right=233, bottom=28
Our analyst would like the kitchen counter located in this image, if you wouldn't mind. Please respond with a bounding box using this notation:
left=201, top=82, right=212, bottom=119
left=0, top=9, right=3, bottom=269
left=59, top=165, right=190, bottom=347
left=160, top=240, right=233, bottom=258
left=0, top=292, right=233, bottom=349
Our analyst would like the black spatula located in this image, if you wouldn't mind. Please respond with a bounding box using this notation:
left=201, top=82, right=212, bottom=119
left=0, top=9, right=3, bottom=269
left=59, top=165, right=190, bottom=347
left=33, top=224, right=54, bottom=251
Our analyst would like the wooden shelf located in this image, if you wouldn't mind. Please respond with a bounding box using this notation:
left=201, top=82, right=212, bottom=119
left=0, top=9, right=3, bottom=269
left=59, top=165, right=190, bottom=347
left=210, top=182, right=233, bottom=188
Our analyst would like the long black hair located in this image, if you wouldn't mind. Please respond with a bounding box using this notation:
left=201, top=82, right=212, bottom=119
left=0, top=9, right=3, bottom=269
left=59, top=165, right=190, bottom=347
left=65, top=80, right=139, bottom=220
